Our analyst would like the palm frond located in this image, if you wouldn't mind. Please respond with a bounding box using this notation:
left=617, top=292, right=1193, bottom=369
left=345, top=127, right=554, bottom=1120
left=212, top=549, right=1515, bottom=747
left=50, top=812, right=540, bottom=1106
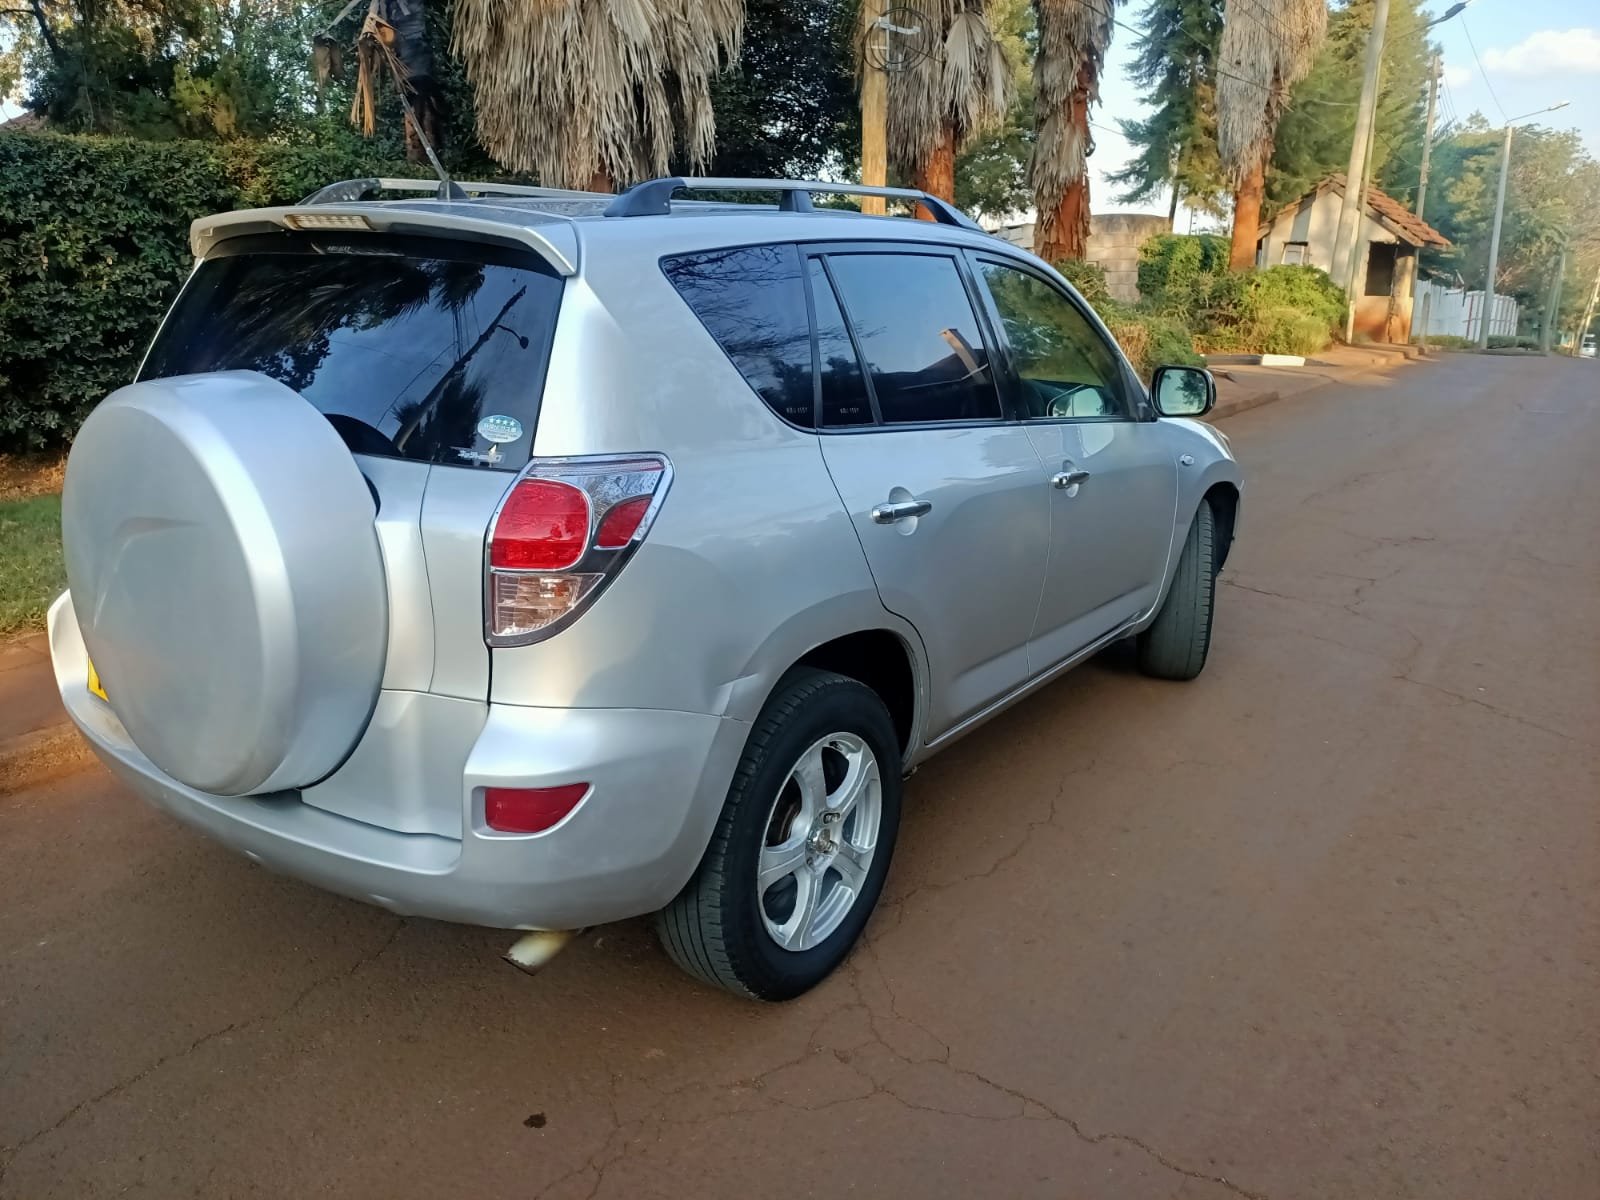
left=887, top=0, right=1013, bottom=178
left=1030, top=0, right=1115, bottom=217
left=1216, top=0, right=1327, bottom=185
left=452, top=0, right=743, bottom=187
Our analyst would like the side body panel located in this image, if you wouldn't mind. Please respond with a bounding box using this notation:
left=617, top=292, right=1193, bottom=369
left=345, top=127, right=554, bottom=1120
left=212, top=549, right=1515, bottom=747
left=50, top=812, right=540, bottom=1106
left=487, top=264, right=902, bottom=727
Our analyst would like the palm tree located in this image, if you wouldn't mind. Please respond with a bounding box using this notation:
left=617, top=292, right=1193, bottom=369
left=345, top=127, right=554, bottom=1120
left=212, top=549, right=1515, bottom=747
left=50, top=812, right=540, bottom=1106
left=888, top=1, right=1012, bottom=204
left=350, top=0, right=445, bottom=164
left=1031, top=0, right=1117, bottom=262
left=1216, top=0, right=1326, bottom=269
left=451, top=0, right=745, bottom=191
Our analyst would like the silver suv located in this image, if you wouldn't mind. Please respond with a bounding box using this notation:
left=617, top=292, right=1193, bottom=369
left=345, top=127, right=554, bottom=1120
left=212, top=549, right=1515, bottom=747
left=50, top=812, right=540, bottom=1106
left=50, top=176, right=1241, bottom=999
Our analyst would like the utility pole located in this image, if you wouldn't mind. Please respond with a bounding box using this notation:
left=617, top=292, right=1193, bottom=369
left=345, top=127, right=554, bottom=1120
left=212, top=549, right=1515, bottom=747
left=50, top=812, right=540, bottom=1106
left=1478, top=102, right=1571, bottom=348
left=1477, top=122, right=1514, bottom=348
left=1333, top=0, right=1391, bottom=343
left=1540, top=245, right=1566, bottom=353
left=1416, top=56, right=1439, bottom=218
left=1576, top=264, right=1600, bottom=356
left=858, top=0, right=888, bottom=215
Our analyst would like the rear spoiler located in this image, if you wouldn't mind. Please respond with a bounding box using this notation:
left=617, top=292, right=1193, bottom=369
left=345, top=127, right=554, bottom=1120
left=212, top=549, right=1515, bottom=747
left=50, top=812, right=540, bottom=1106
left=189, top=204, right=579, bottom=276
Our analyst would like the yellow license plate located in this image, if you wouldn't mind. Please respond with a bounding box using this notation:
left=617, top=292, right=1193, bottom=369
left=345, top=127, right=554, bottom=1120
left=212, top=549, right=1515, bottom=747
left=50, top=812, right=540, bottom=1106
left=86, top=658, right=108, bottom=702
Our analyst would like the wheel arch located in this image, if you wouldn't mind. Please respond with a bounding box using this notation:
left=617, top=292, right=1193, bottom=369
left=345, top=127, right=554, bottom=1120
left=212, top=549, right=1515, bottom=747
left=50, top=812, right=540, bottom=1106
left=791, top=629, right=922, bottom=760
left=1203, top=481, right=1240, bottom=570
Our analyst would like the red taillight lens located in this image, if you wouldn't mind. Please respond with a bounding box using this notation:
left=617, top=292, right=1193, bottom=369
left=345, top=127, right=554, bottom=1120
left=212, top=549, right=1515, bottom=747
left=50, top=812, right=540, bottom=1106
left=594, top=495, right=653, bottom=549
left=485, top=454, right=670, bottom=645
left=490, top=479, right=590, bottom=570
left=484, top=784, right=590, bottom=833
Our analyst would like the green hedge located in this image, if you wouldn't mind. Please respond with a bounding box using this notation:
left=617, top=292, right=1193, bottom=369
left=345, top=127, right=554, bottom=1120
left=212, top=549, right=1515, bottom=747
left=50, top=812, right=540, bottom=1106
left=0, top=131, right=411, bottom=451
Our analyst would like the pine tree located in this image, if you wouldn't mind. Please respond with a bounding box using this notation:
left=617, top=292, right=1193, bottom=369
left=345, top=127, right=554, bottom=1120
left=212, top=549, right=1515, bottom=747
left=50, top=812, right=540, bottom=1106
left=1108, top=0, right=1228, bottom=222
left=1266, top=0, right=1434, bottom=214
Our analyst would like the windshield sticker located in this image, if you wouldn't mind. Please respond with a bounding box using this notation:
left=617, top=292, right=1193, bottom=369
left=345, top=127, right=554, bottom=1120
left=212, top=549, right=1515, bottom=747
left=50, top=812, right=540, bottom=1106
left=477, top=414, right=524, bottom=444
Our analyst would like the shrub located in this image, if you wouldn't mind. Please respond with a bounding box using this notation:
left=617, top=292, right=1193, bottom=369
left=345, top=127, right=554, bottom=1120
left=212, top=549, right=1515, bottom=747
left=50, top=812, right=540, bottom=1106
left=0, top=131, right=412, bottom=452
left=1136, top=233, right=1229, bottom=316
left=1094, top=298, right=1204, bottom=380
left=1203, top=265, right=1344, bottom=356
left=1487, top=335, right=1540, bottom=350
left=1056, top=259, right=1111, bottom=306
left=1414, top=334, right=1476, bottom=350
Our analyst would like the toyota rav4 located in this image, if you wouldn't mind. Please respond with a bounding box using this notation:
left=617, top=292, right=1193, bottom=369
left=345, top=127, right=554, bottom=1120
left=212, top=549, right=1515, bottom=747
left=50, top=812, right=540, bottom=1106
left=51, top=176, right=1242, bottom=999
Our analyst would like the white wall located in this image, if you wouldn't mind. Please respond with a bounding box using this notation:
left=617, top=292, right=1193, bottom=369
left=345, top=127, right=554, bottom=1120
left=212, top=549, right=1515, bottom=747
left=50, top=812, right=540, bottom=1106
left=1259, top=191, right=1395, bottom=294
left=1414, top=278, right=1521, bottom=340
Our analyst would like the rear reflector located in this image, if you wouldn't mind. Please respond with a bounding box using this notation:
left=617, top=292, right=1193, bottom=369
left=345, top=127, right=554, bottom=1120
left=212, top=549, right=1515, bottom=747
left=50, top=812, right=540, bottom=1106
left=484, top=784, right=590, bottom=833
left=485, top=455, right=671, bottom=645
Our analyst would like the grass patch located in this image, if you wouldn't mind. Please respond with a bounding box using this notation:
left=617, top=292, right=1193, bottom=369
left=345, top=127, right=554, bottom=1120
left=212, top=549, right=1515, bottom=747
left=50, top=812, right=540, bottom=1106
left=0, top=494, right=65, bottom=636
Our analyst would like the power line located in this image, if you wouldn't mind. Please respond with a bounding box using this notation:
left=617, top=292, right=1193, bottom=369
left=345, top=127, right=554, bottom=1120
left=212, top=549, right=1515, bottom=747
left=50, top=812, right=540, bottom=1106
left=1460, top=16, right=1507, bottom=121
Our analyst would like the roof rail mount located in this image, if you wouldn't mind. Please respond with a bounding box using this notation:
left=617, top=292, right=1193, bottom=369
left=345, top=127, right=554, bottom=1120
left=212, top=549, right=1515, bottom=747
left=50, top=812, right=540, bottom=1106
left=300, top=177, right=611, bottom=206
left=603, top=177, right=984, bottom=231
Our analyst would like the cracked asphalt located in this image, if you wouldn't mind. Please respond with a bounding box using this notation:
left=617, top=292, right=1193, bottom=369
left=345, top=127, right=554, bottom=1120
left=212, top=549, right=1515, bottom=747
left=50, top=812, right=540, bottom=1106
left=3, top=353, right=1598, bottom=1199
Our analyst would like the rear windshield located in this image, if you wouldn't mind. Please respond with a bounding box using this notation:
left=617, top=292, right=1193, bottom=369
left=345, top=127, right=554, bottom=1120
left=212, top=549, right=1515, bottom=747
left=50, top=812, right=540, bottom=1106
left=140, top=233, right=563, bottom=470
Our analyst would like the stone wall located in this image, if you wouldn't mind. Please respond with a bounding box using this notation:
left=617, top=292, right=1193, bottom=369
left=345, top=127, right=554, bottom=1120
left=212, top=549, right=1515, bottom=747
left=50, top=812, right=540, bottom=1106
left=992, top=212, right=1173, bottom=302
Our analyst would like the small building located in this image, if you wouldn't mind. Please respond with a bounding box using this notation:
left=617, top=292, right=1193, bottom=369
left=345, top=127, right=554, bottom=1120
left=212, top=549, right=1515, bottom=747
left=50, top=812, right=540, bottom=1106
left=992, top=212, right=1173, bottom=303
left=1258, top=175, right=1450, bottom=344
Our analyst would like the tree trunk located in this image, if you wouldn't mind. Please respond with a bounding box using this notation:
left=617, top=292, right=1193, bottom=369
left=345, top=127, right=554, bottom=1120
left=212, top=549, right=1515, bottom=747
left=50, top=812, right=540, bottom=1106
left=586, top=167, right=614, bottom=194
left=1167, top=178, right=1180, bottom=230
left=1034, top=61, right=1095, bottom=263
left=912, top=123, right=957, bottom=220
left=28, top=0, right=63, bottom=64
left=1229, top=161, right=1265, bottom=271
left=387, top=0, right=445, bottom=164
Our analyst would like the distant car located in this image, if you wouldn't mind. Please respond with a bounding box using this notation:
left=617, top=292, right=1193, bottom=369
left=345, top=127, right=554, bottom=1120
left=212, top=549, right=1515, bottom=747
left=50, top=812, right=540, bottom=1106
left=1583, top=334, right=1596, bottom=358
left=51, top=175, right=1241, bottom=999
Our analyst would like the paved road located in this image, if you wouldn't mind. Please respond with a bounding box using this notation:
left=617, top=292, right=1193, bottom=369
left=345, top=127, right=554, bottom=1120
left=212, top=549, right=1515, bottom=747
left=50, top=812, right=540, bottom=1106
left=3, top=354, right=1597, bottom=1199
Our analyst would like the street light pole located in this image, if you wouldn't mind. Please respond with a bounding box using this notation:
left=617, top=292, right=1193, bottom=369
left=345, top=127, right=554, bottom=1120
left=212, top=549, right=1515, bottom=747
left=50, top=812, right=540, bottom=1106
left=1477, top=102, right=1570, bottom=349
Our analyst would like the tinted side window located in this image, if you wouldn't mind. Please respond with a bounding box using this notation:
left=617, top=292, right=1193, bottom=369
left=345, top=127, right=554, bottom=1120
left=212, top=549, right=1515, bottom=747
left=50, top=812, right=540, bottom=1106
left=140, top=234, right=563, bottom=469
left=977, top=260, right=1129, bottom=420
left=808, top=259, right=873, bottom=427
left=662, top=244, right=815, bottom=428
left=825, top=253, right=1002, bottom=425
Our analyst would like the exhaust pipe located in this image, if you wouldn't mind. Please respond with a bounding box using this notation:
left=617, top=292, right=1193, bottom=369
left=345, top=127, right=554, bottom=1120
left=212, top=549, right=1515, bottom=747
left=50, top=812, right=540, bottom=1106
left=503, top=929, right=578, bottom=976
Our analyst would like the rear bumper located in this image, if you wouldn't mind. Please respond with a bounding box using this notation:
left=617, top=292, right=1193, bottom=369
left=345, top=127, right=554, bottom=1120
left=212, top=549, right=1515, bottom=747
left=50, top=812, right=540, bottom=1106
left=49, top=593, right=747, bottom=930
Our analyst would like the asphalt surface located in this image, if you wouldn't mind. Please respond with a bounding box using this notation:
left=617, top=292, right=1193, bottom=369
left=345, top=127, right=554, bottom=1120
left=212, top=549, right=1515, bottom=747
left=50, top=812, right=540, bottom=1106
left=3, top=353, right=1597, bottom=1199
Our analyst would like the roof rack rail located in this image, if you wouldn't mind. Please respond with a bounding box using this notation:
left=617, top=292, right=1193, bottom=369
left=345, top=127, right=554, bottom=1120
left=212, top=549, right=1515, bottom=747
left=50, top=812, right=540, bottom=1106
left=602, top=177, right=985, bottom=231
left=300, top=177, right=609, bottom=205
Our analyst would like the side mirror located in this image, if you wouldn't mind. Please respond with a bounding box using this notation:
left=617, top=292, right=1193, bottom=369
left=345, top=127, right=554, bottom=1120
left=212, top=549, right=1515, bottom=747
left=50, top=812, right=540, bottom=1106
left=1151, top=365, right=1216, bottom=418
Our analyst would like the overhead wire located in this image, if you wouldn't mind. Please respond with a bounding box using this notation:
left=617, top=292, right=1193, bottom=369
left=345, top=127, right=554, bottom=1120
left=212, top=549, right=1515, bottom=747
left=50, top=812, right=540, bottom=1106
left=1460, top=16, right=1507, bottom=121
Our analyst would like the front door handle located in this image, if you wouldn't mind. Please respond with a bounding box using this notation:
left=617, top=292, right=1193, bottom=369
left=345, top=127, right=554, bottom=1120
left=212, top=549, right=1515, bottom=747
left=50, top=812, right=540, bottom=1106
left=871, top=498, right=934, bottom=524
left=1052, top=467, right=1091, bottom=489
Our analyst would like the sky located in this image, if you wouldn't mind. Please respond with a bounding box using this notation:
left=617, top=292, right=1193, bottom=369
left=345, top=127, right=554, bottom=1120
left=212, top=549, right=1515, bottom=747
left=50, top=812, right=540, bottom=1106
left=1091, top=0, right=1600, bottom=224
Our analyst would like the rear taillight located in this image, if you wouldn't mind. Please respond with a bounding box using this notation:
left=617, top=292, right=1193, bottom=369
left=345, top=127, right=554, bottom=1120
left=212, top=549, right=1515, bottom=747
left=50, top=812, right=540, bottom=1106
left=485, top=455, right=670, bottom=645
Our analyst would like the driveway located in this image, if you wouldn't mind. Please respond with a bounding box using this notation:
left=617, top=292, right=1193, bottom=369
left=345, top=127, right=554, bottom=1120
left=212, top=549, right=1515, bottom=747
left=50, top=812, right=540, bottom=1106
left=3, top=353, right=1596, bottom=1198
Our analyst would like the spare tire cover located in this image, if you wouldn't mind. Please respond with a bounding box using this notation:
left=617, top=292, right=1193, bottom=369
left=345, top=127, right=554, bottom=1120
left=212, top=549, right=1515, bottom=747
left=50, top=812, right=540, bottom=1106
left=62, top=371, right=389, bottom=796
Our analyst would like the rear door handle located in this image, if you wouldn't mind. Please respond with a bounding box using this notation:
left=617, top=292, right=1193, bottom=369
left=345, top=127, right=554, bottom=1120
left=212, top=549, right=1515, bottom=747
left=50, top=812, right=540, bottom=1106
left=871, top=498, right=934, bottom=524
left=1052, top=467, right=1090, bottom=489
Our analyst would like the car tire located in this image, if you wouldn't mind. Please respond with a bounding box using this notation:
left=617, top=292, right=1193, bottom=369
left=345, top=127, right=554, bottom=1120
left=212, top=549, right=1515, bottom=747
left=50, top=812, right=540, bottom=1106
left=656, top=669, right=902, bottom=1000
left=1137, top=499, right=1217, bottom=682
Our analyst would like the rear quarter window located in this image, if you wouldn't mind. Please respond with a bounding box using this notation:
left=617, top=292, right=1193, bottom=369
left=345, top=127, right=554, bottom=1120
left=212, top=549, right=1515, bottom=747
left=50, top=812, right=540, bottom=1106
left=140, top=233, right=564, bottom=470
left=661, top=244, right=816, bottom=428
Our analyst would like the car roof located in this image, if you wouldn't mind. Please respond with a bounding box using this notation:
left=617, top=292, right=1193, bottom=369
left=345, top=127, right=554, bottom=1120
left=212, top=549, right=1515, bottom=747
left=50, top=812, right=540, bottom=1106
left=190, top=177, right=1021, bottom=277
